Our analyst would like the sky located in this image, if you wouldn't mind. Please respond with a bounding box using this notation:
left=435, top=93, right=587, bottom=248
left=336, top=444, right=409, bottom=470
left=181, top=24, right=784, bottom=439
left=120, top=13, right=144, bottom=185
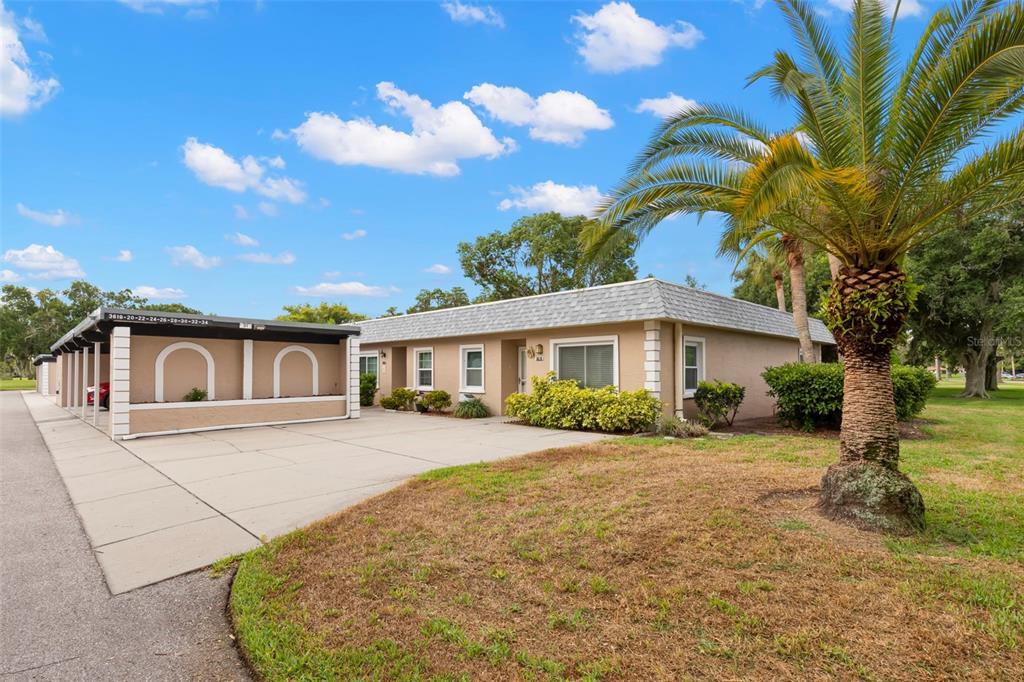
left=2, top=0, right=936, bottom=318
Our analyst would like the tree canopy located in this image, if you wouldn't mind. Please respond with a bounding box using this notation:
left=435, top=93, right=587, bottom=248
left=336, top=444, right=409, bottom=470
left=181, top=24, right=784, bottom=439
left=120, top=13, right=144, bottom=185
left=406, top=287, right=470, bottom=314
left=0, top=281, right=200, bottom=378
left=458, top=212, right=638, bottom=302
left=277, top=302, right=368, bottom=325
left=906, top=205, right=1024, bottom=396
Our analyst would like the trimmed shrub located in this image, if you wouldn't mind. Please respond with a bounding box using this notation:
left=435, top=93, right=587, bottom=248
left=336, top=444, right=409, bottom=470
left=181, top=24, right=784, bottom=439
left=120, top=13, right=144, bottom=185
left=381, top=387, right=417, bottom=411
left=359, top=373, right=377, bottom=407
left=418, top=390, right=452, bottom=413
left=505, top=373, right=661, bottom=434
left=454, top=397, right=490, bottom=419
left=892, top=365, right=939, bottom=421
left=183, top=387, right=207, bottom=402
left=693, top=380, right=745, bottom=428
left=654, top=413, right=709, bottom=438
left=762, top=362, right=937, bottom=430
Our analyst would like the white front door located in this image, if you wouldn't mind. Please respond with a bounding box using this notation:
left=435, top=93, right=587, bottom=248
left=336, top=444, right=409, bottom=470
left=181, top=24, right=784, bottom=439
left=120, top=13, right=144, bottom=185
left=518, top=346, right=528, bottom=392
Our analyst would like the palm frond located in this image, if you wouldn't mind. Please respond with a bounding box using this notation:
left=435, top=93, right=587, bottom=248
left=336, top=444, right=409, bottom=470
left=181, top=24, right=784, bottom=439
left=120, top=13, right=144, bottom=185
left=844, top=0, right=895, bottom=165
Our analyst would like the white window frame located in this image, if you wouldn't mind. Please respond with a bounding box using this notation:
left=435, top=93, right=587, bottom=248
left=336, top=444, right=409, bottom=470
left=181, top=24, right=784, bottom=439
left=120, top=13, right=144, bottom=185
left=459, top=344, right=485, bottom=394
left=358, top=351, right=380, bottom=388
left=680, top=335, right=706, bottom=399
left=413, top=347, right=434, bottom=391
left=549, top=335, right=619, bottom=389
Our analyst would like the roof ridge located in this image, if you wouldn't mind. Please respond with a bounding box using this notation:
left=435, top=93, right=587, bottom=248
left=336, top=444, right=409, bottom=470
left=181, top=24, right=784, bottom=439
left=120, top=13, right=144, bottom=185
left=360, top=277, right=660, bottom=325
left=655, top=278, right=829, bottom=326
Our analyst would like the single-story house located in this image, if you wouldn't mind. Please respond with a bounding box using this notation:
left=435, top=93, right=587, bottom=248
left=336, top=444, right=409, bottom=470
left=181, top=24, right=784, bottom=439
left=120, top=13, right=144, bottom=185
left=45, top=307, right=362, bottom=440
left=357, top=278, right=836, bottom=421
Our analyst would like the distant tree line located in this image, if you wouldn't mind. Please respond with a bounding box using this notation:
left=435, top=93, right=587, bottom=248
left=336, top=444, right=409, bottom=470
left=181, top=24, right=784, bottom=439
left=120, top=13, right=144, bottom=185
left=1, top=281, right=202, bottom=378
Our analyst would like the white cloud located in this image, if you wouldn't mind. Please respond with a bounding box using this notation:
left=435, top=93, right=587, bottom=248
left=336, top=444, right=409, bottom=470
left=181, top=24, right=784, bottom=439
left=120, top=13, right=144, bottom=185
left=498, top=181, right=603, bottom=217
left=257, top=201, right=278, bottom=216
left=117, top=0, right=215, bottom=14
left=114, top=249, right=134, bottom=262
left=2, top=244, right=84, bottom=280
left=1, top=1, right=60, bottom=117
left=441, top=1, right=504, bottom=28
left=572, top=2, right=703, bottom=74
left=16, top=202, right=76, bottom=227
left=263, top=155, right=286, bottom=169
left=181, top=137, right=307, bottom=203
left=635, top=92, right=699, bottom=119
left=341, top=229, right=367, bottom=241
left=233, top=204, right=250, bottom=219
left=424, top=263, right=452, bottom=274
left=237, top=251, right=295, bottom=265
left=270, top=128, right=289, bottom=141
left=19, top=16, right=47, bottom=42
left=131, top=285, right=186, bottom=300
left=226, top=231, right=258, bottom=247
left=292, top=281, right=399, bottom=298
left=1, top=269, right=22, bottom=282
left=464, top=84, right=613, bottom=145
left=165, top=245, right=221, bottom=269
left=292, top=81, right=514, bottom=177
left=827, top=0, right=924, bottom=19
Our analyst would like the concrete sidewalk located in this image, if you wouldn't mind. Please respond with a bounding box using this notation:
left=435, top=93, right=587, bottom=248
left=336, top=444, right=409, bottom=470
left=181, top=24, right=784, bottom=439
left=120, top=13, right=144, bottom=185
left=21, top=392, right=608, bottom=594
left=0, top=391, right=248, bottom=681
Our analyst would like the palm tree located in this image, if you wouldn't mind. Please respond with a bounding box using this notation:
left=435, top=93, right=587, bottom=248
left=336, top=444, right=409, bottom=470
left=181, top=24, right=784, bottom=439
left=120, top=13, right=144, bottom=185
left=720, top=225, right=817, bottom=361
left=589, top=0, right=1024, bottom=534
left=730, top=240, right=789, bottom=312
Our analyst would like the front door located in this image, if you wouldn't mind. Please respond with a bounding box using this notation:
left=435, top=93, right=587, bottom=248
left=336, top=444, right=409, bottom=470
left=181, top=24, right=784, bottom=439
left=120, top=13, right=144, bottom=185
left=518, top=346, right=528, bottom=392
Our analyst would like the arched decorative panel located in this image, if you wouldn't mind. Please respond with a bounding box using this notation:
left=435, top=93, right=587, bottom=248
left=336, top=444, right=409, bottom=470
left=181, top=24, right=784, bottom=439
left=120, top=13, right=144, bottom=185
left=273, top=345, right=319, bottom=398
left=155, top=341, right=215, bottom=402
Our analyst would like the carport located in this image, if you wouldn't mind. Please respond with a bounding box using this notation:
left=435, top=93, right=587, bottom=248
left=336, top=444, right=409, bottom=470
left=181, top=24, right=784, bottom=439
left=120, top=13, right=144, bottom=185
left=48, top=307, right=362, bottom=440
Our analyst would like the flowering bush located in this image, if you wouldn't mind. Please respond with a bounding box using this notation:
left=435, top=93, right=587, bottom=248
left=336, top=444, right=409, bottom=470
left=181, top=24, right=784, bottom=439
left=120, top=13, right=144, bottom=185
left=505, top=373, right=661, bottom=433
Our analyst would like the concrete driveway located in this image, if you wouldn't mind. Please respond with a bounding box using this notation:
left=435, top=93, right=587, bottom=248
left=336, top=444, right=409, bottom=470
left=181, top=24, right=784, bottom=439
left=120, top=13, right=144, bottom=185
left=23, top=393, right=607, bottom=594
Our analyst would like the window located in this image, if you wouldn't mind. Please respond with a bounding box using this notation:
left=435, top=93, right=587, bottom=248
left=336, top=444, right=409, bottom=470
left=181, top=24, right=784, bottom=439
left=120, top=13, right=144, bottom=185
left=683, top=337, right=705, bottom=396
left=551, top=336, right=617, bottom=389
left=460, top=345, right=484, bottom=392
left=414, top=348, right=433, bottom=389
left=358, top=352, right=379, bottom=387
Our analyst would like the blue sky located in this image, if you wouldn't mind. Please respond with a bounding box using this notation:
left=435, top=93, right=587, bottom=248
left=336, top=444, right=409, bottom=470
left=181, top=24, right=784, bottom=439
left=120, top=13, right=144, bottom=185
left=2, top=0, right=935, bottom=317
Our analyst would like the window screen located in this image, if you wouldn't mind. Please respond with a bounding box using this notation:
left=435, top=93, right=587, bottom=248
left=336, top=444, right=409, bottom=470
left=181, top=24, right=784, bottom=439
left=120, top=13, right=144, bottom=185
left=416, top=350, right=433, bottom=388
left=557, top=343, right=614, bottom=389
left=684, top=341, right=703, bottom=392
left=359, top=355, right=378, bottom=377
left=463, top=348, right=483, bottom=389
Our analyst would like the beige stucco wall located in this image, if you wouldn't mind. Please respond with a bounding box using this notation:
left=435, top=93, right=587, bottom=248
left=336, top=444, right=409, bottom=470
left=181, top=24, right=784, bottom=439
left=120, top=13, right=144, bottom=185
left=362, top=321, right=648, bottom=415
left=129, top=398, right=346, bottom=434
left=677, top=323, right=802, bottom=421
left=251, top=340, right=346, bottom=399
left=130, top=337, right=244, bottom=403
left=128, top=336, right=346, bottom=404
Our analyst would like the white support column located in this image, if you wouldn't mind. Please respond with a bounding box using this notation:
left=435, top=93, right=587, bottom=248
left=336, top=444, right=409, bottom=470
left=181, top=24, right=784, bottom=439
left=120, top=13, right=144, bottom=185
left=81, top=346, right=90, bottom=418
left=242, top=339, right=253, bottom=400
left=643, top=321, right=662, bottom=399
left=347, top=336, right=361, bottom=419
left=93, top=341, right=101, bottom=425
left=110, top=327, right=131, bottom=439
left=72, top=350, right=80, bottom=409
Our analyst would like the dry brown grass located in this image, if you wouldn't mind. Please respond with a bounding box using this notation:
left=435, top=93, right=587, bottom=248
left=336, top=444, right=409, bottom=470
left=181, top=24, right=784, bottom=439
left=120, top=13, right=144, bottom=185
left=240, top=439, right=1023, bottom=681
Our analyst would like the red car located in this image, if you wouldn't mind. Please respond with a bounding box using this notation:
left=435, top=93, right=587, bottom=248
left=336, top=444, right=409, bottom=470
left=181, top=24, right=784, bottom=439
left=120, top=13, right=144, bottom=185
left=87, top=382, right=110, bottom=408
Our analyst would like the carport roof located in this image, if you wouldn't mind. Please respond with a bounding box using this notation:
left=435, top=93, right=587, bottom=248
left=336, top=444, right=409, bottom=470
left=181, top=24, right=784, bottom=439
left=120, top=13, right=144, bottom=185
left=50, top=307, right=360, bottom=353
left=33, top=354, right=56, bottom=365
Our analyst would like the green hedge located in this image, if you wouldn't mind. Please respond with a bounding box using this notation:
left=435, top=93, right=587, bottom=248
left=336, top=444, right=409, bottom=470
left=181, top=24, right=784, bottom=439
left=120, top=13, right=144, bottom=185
left=359, top=373, right=377, bottom=407
left=505, top=373, right=661, bottom=433
left=693, top=380, right=745, bottom=428
left=762, top=362, right=937, bottom=430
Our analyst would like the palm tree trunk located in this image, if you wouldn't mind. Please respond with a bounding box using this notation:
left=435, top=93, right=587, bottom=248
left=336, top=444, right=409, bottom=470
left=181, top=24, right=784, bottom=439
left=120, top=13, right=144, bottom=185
left=819, top=265, right=924, bottom=535
left=773, top=273, right=786, bottom=311
left=782, top=236, right=816, bottom=362
left=827, top=252, right=842, bottom=280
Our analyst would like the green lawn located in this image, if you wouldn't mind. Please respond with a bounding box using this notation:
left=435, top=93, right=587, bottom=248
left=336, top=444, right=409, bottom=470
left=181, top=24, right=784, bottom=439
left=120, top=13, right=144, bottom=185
left=0, top=378, right=36, bottom=391
left=228, top=384, right=1023, bottom=681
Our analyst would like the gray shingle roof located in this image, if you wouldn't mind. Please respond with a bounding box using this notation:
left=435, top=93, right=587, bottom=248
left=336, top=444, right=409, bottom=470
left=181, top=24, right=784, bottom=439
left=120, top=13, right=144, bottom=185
left=358, top=278, right=835, bottom=345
